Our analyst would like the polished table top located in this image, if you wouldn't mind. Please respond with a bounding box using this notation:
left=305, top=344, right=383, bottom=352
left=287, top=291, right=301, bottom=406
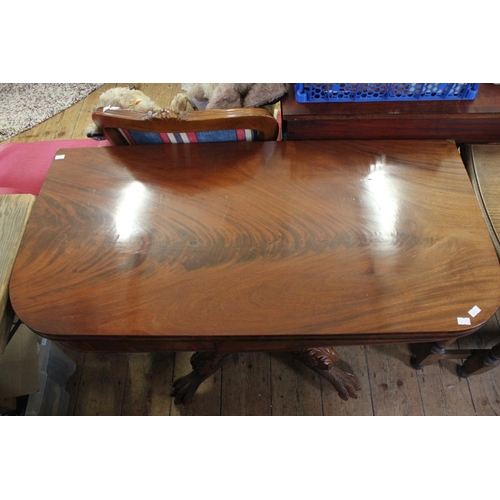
left=9, top=140, right=500, bottom=351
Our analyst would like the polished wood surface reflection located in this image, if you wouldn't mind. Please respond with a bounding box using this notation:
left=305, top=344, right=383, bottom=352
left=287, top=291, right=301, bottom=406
left=9, top=140, right=500, bottom=350
left=429, top=143, right=500, bottom=379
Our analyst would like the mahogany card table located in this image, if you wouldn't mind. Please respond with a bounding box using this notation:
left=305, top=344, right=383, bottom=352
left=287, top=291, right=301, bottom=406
left=9, top=140, right=500, bottom=403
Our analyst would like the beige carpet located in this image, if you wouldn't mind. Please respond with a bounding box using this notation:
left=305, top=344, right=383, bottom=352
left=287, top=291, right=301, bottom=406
left=0, top=83, right=103, bottom=141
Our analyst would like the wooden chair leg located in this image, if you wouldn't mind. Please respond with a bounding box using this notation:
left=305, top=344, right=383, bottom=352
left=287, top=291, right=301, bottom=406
left=457, top=342, right=500, bottom=378
left=410, top=338, right=460, bottom=369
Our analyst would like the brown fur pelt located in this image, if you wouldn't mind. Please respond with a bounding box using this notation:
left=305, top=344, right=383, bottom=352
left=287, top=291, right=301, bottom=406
left=85, top=86, right=162, bottom=138
left=174, top=83, right=289, bottom=111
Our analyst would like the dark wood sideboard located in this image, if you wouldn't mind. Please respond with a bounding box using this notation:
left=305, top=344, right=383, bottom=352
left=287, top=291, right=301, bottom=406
left=281, top=83, right=500, bottom=143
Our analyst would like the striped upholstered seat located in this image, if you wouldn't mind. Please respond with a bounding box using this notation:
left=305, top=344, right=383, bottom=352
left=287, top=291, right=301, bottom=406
left=119, top=128, right=257, bottom=145
left=90, top=107, right=279, bottom=146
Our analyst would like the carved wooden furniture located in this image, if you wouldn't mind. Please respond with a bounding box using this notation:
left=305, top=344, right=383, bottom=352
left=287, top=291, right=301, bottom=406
left=9, top=140, right=500, bottom=404
left=281, top=83, right=500, bottom=143
left=0, top=139, right=110, bottom=352
left=412, top=144, right=500, bottom=377
left=91, top=107, right=279, bottom=145
left=0, top=194, right=36, bottom=354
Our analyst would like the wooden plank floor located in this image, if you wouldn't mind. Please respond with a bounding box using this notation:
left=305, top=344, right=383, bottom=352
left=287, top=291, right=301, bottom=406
left=58, top=313, right=500, bottom=416
left=3, top=83, right=500, bottom=416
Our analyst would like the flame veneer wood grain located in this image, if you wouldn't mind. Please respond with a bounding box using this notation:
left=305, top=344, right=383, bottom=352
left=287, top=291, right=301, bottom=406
left=9, top=140, right=500, bottom=351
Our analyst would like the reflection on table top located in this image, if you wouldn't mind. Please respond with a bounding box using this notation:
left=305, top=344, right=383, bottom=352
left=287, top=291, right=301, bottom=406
left=9, top=140, right=500, bottom=350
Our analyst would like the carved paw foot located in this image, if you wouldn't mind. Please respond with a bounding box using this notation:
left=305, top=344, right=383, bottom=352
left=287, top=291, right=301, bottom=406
left=170, top=351, right=235, bottom=405
left=170, top=371, right=206, bottom=406
left=293, top=347, right=361, bottom=400
left=317, top=364, right=361, bottom=400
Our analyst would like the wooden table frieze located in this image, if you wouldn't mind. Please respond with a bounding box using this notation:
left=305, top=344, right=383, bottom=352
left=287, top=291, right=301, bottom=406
left=9, top=140, right=500, bottom=403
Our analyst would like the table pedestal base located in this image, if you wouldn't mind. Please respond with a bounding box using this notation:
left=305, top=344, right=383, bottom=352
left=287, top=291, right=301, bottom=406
left=292, top=347, right=361, bottom=400
left=170, top=351, right=235, bottom=406
left=170, top=347, right=361, bottom=405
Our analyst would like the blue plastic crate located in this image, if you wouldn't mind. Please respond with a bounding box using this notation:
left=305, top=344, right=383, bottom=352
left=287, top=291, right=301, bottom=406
left=295, top=83, right=481, bottom=103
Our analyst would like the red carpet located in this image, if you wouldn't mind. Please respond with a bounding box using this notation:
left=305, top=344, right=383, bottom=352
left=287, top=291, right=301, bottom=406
left=0, top=139, right=111, bottom=195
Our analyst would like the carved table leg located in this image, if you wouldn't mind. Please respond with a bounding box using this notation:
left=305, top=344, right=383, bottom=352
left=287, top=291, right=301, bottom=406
left=170, top=351, right=235, bottom=405
left=292, top=347, right=361, bottom=400
left=457, top=342, right=500, bottom=378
